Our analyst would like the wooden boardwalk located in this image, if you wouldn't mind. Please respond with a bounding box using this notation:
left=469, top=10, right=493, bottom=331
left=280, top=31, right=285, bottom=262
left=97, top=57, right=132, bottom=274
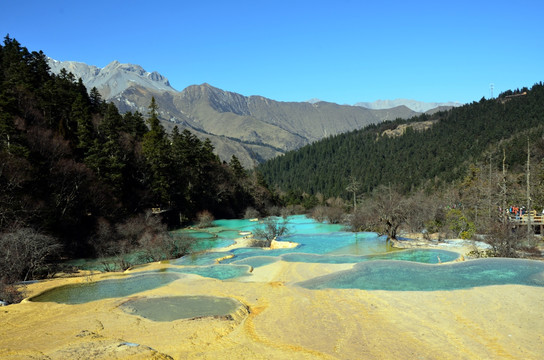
left=508, top=211, right=544, bottom=225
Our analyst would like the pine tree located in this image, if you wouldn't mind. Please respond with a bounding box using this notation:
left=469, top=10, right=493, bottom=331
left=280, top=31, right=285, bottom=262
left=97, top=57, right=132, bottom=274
left=142, top=97, right=171, bottom=204
left=72, top=94, right=94, bottom=156
left=89, top=87, right=104, bottom=115
left=229, top=155, right=246, bottom=178
left=100, top=102, right=122, bottom=138
left=123, top=111, right=148, bottom=139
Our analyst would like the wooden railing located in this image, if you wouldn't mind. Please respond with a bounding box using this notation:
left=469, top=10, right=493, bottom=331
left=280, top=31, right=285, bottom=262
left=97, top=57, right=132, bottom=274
left=508, top=211, right=544, bottom=225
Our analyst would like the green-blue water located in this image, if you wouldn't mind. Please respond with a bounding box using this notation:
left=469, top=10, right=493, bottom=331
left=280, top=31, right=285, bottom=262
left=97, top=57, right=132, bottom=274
left=232, top=256, right=280, bottom=268
left=173, top=251, right=234, bottom=266
left=121, top=296, right=245, bottom=321
left=33, top=216, right=544, bottom=305
left=171, top=216, right=460, bottom=278
left=170, top=229, right=235, bottom=252
left=281, top=249, right=458, bottom=264
left=297, top=258, right=544, bottom=291
left=164, top=264, right=252, bottom=280
left=31, top=273, right=181, bottom=304
left=220, top=232, right=395, bottom=264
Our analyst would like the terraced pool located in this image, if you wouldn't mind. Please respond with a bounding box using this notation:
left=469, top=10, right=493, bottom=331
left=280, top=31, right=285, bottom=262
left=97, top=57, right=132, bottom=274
left=120, top=296, right=247, bottom=321
left=297, top=258, right=544, bottom=291
left=31, top=215, right=544, bottom=306
left=31, top=273, right=181, bottom=304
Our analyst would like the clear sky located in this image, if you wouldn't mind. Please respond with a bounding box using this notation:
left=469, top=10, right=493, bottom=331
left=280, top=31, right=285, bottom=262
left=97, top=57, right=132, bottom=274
left=1, top=0, right=542, bottom=104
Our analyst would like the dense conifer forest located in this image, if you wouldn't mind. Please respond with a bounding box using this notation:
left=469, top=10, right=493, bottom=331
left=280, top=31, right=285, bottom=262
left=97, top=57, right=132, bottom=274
left=258, top=83, right=544, bottom=199
left=0, top=36, right=276, bottom=274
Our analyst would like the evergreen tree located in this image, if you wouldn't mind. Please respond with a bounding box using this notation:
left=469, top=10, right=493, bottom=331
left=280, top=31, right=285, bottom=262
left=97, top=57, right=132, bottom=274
left=89, top=87, right=104, bottom=115
left=259, top=83, right=544, bottom=200
left=229, top=155, right=246, bottom=178
left=81, top=103, right=127, bottom=197
left=169, top=126, right=190, bottom=212
left=142, top=97, right=171, bottom=204
left=72, top=94, right=94, bottom=156
left=0, top=35, right=282, bottom=261
left=123, top=111, right=148, bottom=139
left=100, top=102, right=123, bottom=138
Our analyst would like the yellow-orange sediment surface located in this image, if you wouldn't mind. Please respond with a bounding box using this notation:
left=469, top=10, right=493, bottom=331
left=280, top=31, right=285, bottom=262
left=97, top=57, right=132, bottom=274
left=1, top=242, right=544, bottom=359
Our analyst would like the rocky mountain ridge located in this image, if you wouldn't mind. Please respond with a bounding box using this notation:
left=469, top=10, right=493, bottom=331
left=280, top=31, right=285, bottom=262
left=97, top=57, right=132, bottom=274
left=355, top=98, right=462, bottom=113
left=48, top=58, right=454, bottom=167
left=48, top=58, right=176, bottom=99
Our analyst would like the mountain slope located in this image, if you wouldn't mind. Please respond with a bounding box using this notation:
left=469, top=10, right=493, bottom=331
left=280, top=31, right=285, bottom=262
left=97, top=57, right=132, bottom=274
left=110, top=81, right=422, bottom=166
left=111, top=83, right=300, bottom=166
left=48, top=59, right=176, bottom=98
left=258, top=83, right=544, bottom=198
left=47, top=58, right=437, bottom=166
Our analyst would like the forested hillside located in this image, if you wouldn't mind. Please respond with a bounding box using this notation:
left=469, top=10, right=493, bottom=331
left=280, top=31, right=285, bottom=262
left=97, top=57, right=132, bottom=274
left=48, top=58, right=427, bottom=167
left=0, top=36, right=276, bottom=259
left=259, top=83, right=544, bottom=199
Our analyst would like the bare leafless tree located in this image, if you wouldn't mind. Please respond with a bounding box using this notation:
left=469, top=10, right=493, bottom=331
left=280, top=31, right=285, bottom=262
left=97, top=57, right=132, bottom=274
left=0, top=228, right=61, bottom=282
left=345, top=176, right=361, bottom=211
left=196, top=210, right=214, bottom=228
left=485, top=221, right=524, bottom=258
left=252, top=217, right=290, bottom=247
left=348, top=185, right=410, bottom=240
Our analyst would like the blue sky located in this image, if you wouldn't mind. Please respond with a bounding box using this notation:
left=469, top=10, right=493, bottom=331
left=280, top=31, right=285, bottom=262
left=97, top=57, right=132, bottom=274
left=1, top=0, right=542, bottom=104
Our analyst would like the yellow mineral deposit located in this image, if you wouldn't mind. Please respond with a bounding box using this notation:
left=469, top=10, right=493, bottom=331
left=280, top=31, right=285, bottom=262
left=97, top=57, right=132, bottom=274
left=1, top=239, right=543, bottom=360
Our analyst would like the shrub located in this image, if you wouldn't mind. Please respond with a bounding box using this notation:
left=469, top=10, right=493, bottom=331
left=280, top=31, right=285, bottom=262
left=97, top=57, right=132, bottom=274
left=0, top=280, right=25, bottom=304
left=196, top=210, right=214, bottom=228
left=325, top=206, right=345, bottom=224
left=446, top=209, right=475, bottom=239
left=485, top=221, right=524, bottom=258
left=266, top=205, right=282, bottom=217
left=311, top=205, right=345, bottom=224
left=252, top=217, right=289, bottom=247
left=310, top=205, right=327, bottom=222
left=244, top=207, right=260, bottom=219
left=0, top=228, right=61, bottom=282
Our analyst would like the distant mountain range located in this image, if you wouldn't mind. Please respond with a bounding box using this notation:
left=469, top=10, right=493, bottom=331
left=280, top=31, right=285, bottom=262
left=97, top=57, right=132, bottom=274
left=48, top=59, right=461, bottom=167
left=355, top=99, right=462, bottom=113
left=307, top=98, right=462, bottom=112
left=48, top=59, right=176, bottom=98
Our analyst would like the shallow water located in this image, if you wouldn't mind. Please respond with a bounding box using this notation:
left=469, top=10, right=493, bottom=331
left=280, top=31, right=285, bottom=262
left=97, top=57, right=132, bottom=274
left=170, top=230, right=235, bottom=252
left=232, top=256, right=280, bottom=268
left=214, top=215, right=344, bottom=236
left=171, top=251, right=234, bottom=266
left=37, top=216, right=544, bottom=305
left=282, top=249, right=459, bottom=264
left=297, top=258, right=544, bottom=291
left=164, top=264, right=252, bottom=280
left=31, top=273, right=181, bottom=304
left=121, top=296, right=244, bottom=321
left=218, top=232, right=393, bottom=264
left=175, top=216, right=457, bottom=272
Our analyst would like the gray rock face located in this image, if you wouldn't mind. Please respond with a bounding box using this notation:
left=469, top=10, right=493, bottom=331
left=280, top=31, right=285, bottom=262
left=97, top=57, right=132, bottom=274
left=47, top=58, right=176, bottom=99
left=47, top=58, right=447, bottom=167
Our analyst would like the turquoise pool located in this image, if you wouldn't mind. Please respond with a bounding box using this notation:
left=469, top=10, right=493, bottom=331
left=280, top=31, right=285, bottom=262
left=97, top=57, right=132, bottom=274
left=31, top=273, right=181, bottom=304
left=33, top=216, right=544, bottom=305
left=121, top=296, right=246, bottom=321
left=168, top=215, right=462, bottom=278
left=281, top=248, right=459, bottom=264
left=175, top=216, right=453, bottom=268
left=164, top=264, right=252, bottom=280
left=232, top=256, right=280, bottom=268
left=296, top=258, right=544, bottom=291
left=170, top=229, right=235, bottom=252
left=220, top=232, right=396, bottom=264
